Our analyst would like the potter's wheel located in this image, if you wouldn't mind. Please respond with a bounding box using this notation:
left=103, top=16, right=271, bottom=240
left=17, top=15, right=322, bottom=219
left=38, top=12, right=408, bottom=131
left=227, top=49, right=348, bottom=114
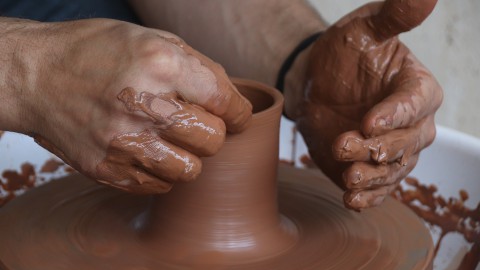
left=0, top=79, right=433, bottom=269
left=0, top=165, right=433, bottom=269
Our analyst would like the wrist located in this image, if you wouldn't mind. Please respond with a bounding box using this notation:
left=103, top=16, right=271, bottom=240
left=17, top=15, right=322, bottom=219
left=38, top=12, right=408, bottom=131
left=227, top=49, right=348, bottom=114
left=283, top=45, right=314, bottom=121
left=232, top=0, right=327, bottom=87
left=279, top=32, right=323, bottom=120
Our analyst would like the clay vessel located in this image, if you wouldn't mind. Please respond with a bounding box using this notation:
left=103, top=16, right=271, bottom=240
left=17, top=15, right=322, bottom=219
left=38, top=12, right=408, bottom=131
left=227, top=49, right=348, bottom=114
left=144, top=78, right=298, bottom=263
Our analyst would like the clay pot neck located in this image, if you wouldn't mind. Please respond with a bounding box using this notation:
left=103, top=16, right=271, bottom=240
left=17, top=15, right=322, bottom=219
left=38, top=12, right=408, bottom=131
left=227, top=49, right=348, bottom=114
left=143, top=79, right=298, bottom=262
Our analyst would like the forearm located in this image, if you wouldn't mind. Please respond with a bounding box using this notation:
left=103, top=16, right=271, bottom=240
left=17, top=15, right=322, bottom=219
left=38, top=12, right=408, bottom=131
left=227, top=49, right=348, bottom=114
left=129, top=0, right=327, bottom=87
left=0, top=17, right=43, bottom=134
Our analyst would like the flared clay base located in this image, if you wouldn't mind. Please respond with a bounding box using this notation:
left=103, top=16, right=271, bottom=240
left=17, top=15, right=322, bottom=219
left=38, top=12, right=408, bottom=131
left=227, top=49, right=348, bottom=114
left=0, top=164, right=433, bottom=270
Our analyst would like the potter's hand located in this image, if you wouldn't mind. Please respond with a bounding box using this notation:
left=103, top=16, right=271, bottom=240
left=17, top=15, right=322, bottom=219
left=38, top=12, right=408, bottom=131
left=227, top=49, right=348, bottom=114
left=292, top=0, right=443, bottom=210
left=1, top=18, right=252, bottom=194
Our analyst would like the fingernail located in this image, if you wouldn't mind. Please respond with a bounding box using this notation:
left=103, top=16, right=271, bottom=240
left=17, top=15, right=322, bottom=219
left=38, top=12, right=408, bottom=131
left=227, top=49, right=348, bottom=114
left=375, top=117, right=392, bottom=130
left=347, top=170, right=362, bottom=186
left=179, top=157, right=202, bottom=182
left=336, top=138, right=361, bottom=161
left=376, top=118, right=386, bottom=127
left=344, top=191, right=366, bottom=210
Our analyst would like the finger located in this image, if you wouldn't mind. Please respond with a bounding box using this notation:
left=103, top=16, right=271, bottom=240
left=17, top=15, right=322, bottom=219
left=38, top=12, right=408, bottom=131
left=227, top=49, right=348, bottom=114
left=334, top=2, right=383, bottom=27
left=370, top=0, right=438, bottom=40
left=343, top=154, right=419, bottom=190
left=127, top=131, right=202, bottom=183
left=334, top=116, right=435, bottom=164
left=96, top=163, right=174, bottom=194
left=361, top=65, right=442, bottom=137
left=157, top=102, right=226, bottom=157
left=97, top=130, right=202, bottom=194
left=344, top=184, right=397, bottom=210
left=118, top=87, right=226, bottom=156
left=163, top=38, right=253, bottom=133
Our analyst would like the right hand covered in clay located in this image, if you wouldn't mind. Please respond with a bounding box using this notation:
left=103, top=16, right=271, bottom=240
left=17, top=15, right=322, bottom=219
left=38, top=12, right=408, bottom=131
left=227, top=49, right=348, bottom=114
left=3, top=18, right=252, bottom=194
left=292, top=0, right=443, bottom=210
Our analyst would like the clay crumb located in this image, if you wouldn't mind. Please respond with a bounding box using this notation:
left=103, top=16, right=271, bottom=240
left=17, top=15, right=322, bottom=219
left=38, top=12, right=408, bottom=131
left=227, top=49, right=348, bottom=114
left=392, top=177, right=480, bottom=269
left=40, top=158, right=65, bottom=173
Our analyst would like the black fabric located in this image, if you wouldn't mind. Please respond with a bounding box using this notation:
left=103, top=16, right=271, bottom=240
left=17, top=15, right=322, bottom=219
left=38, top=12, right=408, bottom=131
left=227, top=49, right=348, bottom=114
left=0, top=0, right=140, bottom=23
left=275, top=32, right=323, bottom=119
left=275, top=32, right=323, bottom=94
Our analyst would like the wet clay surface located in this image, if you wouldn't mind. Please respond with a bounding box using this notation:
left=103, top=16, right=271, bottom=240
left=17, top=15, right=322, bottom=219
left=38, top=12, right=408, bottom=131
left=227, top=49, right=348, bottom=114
left=0, top=166, right=433, bottom=270
left=392, top=177, right=480, bottom=269
left=0, top=80, right=432, bottom=269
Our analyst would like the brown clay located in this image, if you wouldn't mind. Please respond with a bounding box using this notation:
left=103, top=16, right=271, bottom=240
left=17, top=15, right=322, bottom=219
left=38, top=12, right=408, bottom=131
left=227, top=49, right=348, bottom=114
left=0, top=159, right=70, bottom=207
left=1, top=163, right=36, bottom=193
left=95, top=86, right=227, bottom=194
left=393, top=177, right=480, bottom=269
left=0, top=79, right=433, bottom=269
left=40, top=158, right=65, bottom=173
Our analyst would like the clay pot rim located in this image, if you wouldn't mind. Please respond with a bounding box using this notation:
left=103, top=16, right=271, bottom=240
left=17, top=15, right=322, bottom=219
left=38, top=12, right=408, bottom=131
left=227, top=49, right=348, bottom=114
left=231, top=77, right=284, bottom=120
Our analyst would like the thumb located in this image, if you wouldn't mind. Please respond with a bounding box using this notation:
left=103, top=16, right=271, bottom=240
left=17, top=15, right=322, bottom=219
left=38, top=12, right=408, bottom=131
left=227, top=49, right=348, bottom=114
left=370, top=0, right=438, bottom=40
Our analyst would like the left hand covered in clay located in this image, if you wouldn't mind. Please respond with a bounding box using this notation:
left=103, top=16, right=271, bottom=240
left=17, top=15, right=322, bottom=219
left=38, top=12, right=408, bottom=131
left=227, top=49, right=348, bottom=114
left=292, top=0, right=443, bottom=210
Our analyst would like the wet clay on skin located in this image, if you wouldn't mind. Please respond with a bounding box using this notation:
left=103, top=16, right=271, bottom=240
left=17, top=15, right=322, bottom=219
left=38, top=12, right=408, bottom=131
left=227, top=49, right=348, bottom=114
left=0, top=79, right=433, bottom=269
left=157, top=36, right=252, bottom=133
left=296, top=0, right=440, bottom=210
left=93, top=35, right=253, bottom=194
left=96, top=87, right=225, bottom=194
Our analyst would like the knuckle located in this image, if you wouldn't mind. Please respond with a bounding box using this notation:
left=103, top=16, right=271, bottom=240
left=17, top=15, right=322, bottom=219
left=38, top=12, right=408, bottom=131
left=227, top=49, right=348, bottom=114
left=431, top=80, right=444, bottom=109
left=137, top=39, right=182, bottom=80
left=424, top=133, right=435, bottom=148
left=426, top=126, right=436, bottom=146
left=421, top=117, right=437, bottom=147
left=209, top=89, right=234, bottom=117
